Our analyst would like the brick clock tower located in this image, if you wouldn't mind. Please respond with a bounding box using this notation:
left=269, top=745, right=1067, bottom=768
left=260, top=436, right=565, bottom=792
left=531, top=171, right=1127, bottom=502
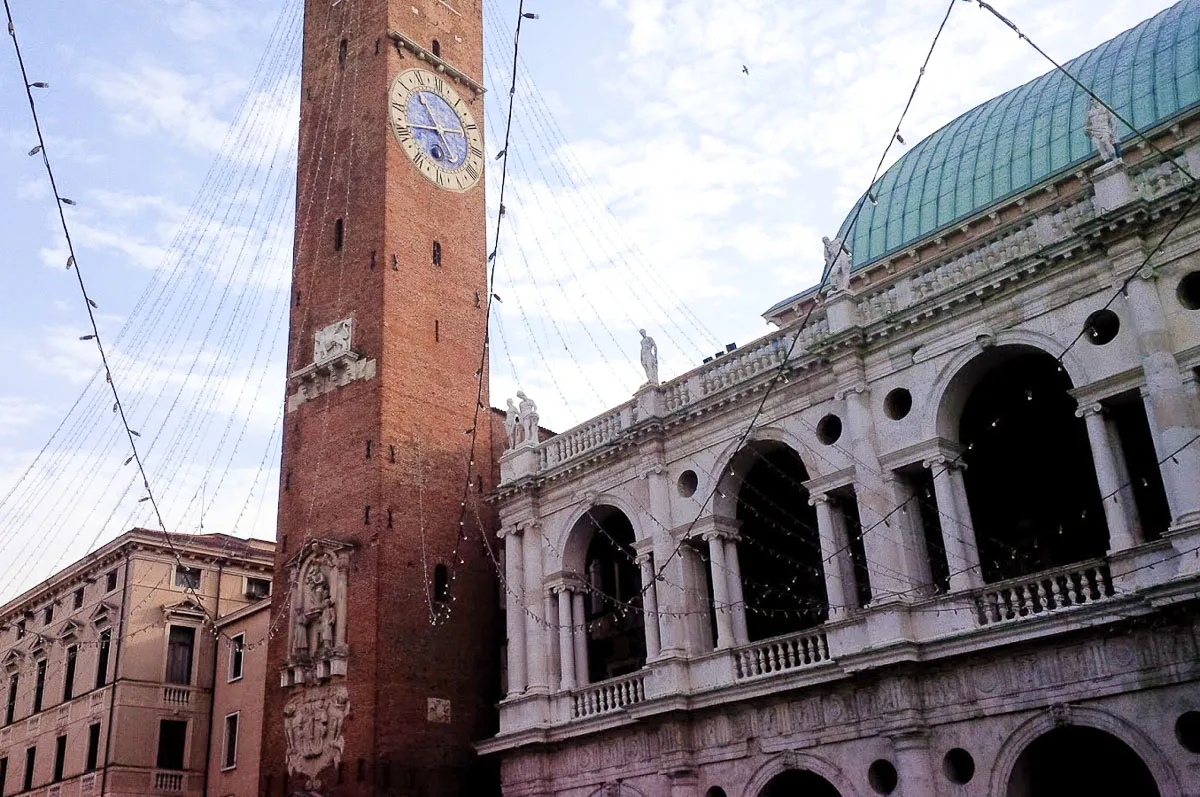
left=260, top=0, right=498, bottom=794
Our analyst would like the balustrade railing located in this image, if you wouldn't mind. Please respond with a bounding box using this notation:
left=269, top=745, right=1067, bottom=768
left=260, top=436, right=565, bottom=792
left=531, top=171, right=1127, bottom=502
left=153, top=772, right=184, bottom=792
left=733, top=629, right=830, bottom=680
left=162, top=686, right=191, bottom=706
left=571, top=672, right=647, bottom=719
left=973, top=560, right=1113, bottom=627
left=539, top=406, right=628, bottom=469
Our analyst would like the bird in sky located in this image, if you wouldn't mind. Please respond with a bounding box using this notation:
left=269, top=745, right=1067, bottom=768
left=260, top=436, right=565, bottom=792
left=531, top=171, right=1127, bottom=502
left=742, top=64, right=750, bottom=75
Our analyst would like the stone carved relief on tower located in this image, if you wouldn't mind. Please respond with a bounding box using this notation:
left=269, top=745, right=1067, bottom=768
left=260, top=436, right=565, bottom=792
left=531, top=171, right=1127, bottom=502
left=281, top=540, right=352, bottom=687
left=313, top=318, right=353, bottom=364
left=287, top=318, right=377, bottom=413
left=283, top=683, right=350, bottom=794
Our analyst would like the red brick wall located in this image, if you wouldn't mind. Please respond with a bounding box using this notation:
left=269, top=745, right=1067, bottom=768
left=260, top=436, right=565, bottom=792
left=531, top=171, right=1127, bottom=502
left=262, top=1, right=499, bottom=793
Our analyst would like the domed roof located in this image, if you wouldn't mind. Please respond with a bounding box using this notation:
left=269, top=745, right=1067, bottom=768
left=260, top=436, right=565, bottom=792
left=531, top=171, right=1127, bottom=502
left=838, top=0, right=1200, bottom=271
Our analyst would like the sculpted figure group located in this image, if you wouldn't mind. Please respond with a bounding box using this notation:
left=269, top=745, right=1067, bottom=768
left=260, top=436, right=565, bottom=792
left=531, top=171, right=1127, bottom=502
left=504, top=391, right=540, bottom=450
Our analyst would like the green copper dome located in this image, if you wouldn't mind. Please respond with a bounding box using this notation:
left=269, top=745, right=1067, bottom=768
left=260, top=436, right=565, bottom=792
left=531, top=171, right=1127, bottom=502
left=838, top=0, right=1200, bottom=270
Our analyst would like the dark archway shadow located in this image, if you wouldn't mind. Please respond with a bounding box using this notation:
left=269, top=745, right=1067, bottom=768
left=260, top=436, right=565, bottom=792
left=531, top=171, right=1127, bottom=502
left=757, top=769, right=842, bottom=797
left=1007, top=725, right=1161, bottom=797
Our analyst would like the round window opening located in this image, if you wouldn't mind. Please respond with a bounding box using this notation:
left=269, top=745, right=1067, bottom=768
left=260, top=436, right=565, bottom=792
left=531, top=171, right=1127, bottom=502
left=1176, top=710, right=1200, bottom=753
left=1178, top=271, right=1200, bottom=310
left=817, top=414, right=843, bottom=445
left=942, top=748, right=975, bottom=784
left=677, top=469, right=698, bottom=498
left=868, top=759, right=898, bottom=795
left=1084, top=308, right=1120, bottom=346
left=884, top=388, right=913, bottom=420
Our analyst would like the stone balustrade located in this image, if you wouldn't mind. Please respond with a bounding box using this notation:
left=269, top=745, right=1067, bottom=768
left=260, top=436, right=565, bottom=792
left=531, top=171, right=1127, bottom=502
left=162, top=685, right=192, bottom=706
left=571, top=671, right=647, bottom=719
left=538, top=405, right=630, bottom=469
left=153, top=772, right=185, bottom=792
left=973, top=559, right=1113, bottom=627
left=733, top=629, right=830, bottom=680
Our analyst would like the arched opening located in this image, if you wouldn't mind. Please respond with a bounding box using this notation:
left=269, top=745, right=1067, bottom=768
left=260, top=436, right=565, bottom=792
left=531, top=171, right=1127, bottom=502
left=431, top=39, right=441, bottom=57
left=581, top=506, right=646, bottom=682
left=1006, top=725, right=1160, bottom=797
left=733, top=442, right=827, bottom=640
left=957, top=349, right=1106, bottom=582
left=758, top=769, right=841, bottom=797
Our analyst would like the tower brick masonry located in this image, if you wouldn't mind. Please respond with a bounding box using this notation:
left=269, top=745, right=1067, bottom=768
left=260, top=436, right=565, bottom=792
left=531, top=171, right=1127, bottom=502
left=261, top=0, right=499, bottom=794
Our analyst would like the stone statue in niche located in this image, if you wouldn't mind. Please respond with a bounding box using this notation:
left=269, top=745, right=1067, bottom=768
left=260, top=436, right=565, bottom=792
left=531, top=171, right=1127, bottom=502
left=822, top=236, right=852, bottom=293
left=517, top=391, right=539, bottom=444
left=638, top=329, right=659, bottom=386
left=504, top=398, right=520, bottom=450
left=1084, top=97, right=1120, bottom=162
left=313, top=318, right=353, bottom=364
left=284, top=683, right=350, bottom=792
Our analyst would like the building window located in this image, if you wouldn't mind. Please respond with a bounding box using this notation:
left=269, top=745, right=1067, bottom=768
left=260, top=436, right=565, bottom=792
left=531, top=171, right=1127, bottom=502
left=222, top=713, right=239, bottom=770
left=33, top=659, right=46, bottom=714
left=166, top=626, right=196, bottom=685
left=156, top=720, right=187, bottom=770
left=228, top=634, right=245, bottom=681
left=334, top=218, right=344, bottom=251
left=5, top=674, right=17, bottom=725
left=73, top=588, right=84, bottom=610
left=174, top=566, right=201, bottom=590
left=432, top=240, right=442, bottom=267
left=23, top=746, right=34, bottom=792
left=433, top=564, right=449, bottom=603
left=53, top=734, right=66, bottom=783
left=63, top=646, right=77, bottom=702
left=15, top=620, right=24, bottom=639
left=431, top=39, right=441, bottom=57
left=95, top=629, right=111, bottom=688
left=105, top=570, right=118, bottom=592
left=0, top=756, right=7, bottom=794
left=245, top=577, right=271, bottom=599
left=43, top=606, right=53, bottom=625
left=86, top=722, right=100, bottom=772
left=338, top=37, right=348, bottom=66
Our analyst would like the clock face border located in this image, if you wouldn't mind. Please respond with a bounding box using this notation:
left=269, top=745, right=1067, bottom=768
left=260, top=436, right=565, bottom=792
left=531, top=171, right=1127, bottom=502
left=388, top=68, right=484, bottom=193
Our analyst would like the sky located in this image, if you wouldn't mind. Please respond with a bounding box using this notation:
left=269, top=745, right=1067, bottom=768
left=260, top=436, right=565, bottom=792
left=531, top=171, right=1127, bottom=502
left=0, top=0, right=1180, bottom=598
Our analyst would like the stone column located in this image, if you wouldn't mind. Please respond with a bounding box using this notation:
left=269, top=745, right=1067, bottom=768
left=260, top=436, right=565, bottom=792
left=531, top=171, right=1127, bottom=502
left=705, top=532, right=735, bottom=649
left=645, top=465, right=688, bottom=656
left=555, top=587, right=576, bottom=691
left=810, top=494, right=848, bottom=619
left=1124, top=272, right=1200, bottom=525
left=1077, top=403, right=1137, bottom=551
left=637, top=554, right=662, bottom=659
left=522, top=528, right=548, bottom=692
left=724, top=539, right=749, bottom=645
left=544, top=591, right=560, bottom=687
left=924, top=457, right=983, bottom=591
left=502, top=527, right=527, bottom=697
left=892, top=731, right=935, bottom=797
left=572, top=590, right=589, bottom=687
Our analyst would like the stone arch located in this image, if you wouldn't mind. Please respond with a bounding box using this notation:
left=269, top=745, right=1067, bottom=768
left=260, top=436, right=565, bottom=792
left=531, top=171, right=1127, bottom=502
left=557, top=494, right=645, bottom=575
left=988, top=706, right=1181, bottom=797
left=712, top=426, right=816, bottom=519
left=586, top=783, right=647, bottom=797
left=741, top=752, right=855, bottom=797
left=924, top=329, right=1090, bottom=442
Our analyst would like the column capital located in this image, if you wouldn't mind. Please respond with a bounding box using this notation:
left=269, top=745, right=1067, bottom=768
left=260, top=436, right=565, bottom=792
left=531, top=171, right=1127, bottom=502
left=634, top=552, right=654, bottom=568
left=687, top=514, right=740, bottom=542
left=921, top=454, right=966, bottom=472
left=834, top=381, right=868, bottom=401
left=808, top=493, right=831, bottom=507
left=497, top=525, right=524, bottom=540
left=1074, top=401, right=1104, bottom=419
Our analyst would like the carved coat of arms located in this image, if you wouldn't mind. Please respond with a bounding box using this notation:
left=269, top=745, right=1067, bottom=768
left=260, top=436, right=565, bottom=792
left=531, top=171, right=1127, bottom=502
left=284, top=684, right=350, bottom=791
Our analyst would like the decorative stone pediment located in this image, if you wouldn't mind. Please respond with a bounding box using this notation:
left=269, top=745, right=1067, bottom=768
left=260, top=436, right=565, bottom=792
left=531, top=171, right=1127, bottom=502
left=89, top=601, right=116, bottom=629
left=27, top=636, right=47, bottom=660
left=56, top=621, right=81, bottom=643
left=163, top=600, right=206, bottom=623
left=2, top=649, right=23, bottom=673
left=281, top=540, right=353, bottom=687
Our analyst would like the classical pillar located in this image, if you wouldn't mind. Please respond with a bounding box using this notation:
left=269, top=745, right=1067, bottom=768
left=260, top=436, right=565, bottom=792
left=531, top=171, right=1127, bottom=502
left=502, top=527, right=527, bottom=697
left=1077, top=403, right=1137, bottom=551
left=705, top=533, right=735, bottom=649
left=810, top=494, right=848, bottom=619
left=572, top=590, right=589, bottom=687
left=892, top=732, right=935, bottom=797
left=556, top=587, right=576, bottom=691
left=924, top=457, right=983, bottom=591
left=1124, top=272, right=1200, bottom=524
left=724, top=539, right=749, bottom=645
left=544, top=591, right=560, bottom=687
left=637, top=554, right=662, bottom=659
left=522, top=528, right=548, bottom=692
left=645, top=464, right=688, bottom=656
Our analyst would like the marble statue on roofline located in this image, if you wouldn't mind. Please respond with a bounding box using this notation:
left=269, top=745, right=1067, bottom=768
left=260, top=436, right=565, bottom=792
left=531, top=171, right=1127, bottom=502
left=518, top=391, right=539, bottom=446
left=1084, top=97, right=1121, bottom=162
left=822, top=236, right=852, bottom=294
left=639, top=329, right=659, bottom=386
left=504, top=398, right=520, bottom=450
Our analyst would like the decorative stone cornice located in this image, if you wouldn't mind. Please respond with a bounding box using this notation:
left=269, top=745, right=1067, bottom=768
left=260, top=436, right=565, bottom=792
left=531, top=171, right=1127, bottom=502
left=387, top=30, right=485, bottom=96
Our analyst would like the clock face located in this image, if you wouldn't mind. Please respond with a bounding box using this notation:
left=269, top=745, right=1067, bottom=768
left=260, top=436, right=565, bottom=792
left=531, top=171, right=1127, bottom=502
left=388, top=68, right=483, bottom=192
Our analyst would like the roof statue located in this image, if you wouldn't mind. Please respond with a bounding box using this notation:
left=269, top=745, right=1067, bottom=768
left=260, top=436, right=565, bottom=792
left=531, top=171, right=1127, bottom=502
left=1083, top=97, right=1121, bottom=162
left=639, top=329, right=659, bottom=386
left=822, top=236, right=852, bottom=294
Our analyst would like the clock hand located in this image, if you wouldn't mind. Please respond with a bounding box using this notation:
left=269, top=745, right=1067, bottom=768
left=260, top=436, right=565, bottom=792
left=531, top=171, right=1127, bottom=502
left=415, top=92, right=454, bottom=157
left=408, top=123, right=465, bottom=138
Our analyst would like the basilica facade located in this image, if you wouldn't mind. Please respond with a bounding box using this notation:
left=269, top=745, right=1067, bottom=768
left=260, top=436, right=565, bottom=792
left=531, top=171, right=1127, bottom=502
left=479, top=3, right=1200, bottom=795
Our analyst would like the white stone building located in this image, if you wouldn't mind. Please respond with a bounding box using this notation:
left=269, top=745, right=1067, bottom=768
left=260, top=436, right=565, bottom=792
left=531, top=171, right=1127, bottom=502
left=479, top=3, right=1200, bottom=795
